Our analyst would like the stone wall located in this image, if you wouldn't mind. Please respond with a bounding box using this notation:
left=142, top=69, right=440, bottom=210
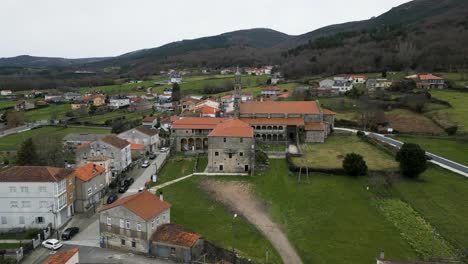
left=305, top=130, right=325, bottom=143
left=207, top=137, right=254, bottom=173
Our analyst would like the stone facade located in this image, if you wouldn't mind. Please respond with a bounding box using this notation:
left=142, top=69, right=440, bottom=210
left=75, top=171, right=107, bottom=213
left=207, top=136, right=254, bottom=173
left=172, top=128, right=210, bottom=152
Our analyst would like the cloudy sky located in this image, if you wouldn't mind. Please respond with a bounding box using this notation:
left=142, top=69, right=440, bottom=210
left=1, top=0, right=410, bottom=58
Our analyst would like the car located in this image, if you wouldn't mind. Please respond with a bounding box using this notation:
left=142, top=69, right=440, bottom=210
left=138, top=187, right=145, bottom=192
left=141, top=160, right=150, bottom=168
left=425, top=155, right=433, bottom=160
left=149, top=153, right=156, bottom=160
left=118, top=184, right=129, bottom=193
left=61, top=227, right=79, bottom=240
left=160, top=147, right=169, bottom=153
left=107, top=193, right=118, bottom=204
left=124, top=178, right=134, bottom=186
left=42, top=239, right=63, bottom=250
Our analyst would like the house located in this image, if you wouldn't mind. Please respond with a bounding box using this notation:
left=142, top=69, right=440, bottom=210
left=109, top=96, right=130, bottom=109
left=406, top=74, right=445, bottom=89
left=43, top=247, right=79, bottom=264
left=63, top=133, right=106, bottom=150
left=319, top=79, right=334, bottom=88
left=171, top=118, right=226, bottom=152
left=207, top=119, right=254, bottom=173
left=0, top=166, right=75, bottom=231
left=73, top=164, right=107, bottom=213
left=261, top=86, right=281, bottom=97
left=367, top=79, right=393, bottom=91
left=99, top=191, right=171, bottom=254
left=118, top=126, right=160, bottom=153
left=82, top=94, right=106, bottom=107
left=142, top=116, right=158, bottom=128
left=1, top=90, right=12, bottom=96
left=129, top=97, right=151, bottom=112
left=193, top=99, right=220, bottom=112
left=181, top=97, right=200, bottom=112
left=351, top=75, right=367, bottom=84
left=150, top=224, right=204, bottom=262
left=332, top=80, right=353, bottom=94
left=85, top=156, right=113, bottom=185
left=15, top=100, right=35, bottom=111
left=160, top=116, right=180, bottom=130
left=45, top=94, right=64, bottom=102
left=198, top=105, right=218, bottom=118
left=64, top=92, right=82, bottom=102
left=170, top=74, right=182, bottom=84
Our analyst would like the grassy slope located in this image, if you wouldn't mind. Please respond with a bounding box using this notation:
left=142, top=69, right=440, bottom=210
left=428, top=90, right=468, bottom=133
left=392, top=166, right=468, bottom=252
left=385, top=109, right=444, bottom=134
left=0, top=126, right=110, bottom=151
left=253, top=159, right=417, bottom=264
left=75, top=109, right=149, bottom=125
left=293, top=135, right=398, bottom=169
left=24, top=104, right=72, bottom=121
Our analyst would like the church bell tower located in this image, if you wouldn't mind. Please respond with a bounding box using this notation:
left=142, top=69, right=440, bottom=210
left=234, top=67, right=242, bottom=118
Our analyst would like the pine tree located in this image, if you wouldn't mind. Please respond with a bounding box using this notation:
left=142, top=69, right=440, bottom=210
left=171, top=83, right=181, bottom=102
left=16, top=138, right=39, bottom=166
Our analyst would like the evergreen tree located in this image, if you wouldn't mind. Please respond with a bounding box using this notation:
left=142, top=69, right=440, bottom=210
left=342, top=153, right=368, bottom=176
left=16, top=138, right=39, bottom=166
left=171, top=83, right=181, bottom=102
left=396, top=143, right=427, bottom=178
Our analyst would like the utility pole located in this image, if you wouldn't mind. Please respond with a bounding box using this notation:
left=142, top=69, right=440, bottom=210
left=231, top=213, right=238, bottom=264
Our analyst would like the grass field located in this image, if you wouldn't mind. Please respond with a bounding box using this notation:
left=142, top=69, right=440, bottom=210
left=0, top=126, right=110, bottom=151
left=79, top=80, right=157, bottom=96
left=392, top=166, right=468, bottom=253
left=149, top=155, right=196, bottom=186
left=75, top=109, right=149, bottom=125
left=24, top=104, right=71, bottom=121
left=293, top=135, right=398, bottom=170
left=437, top=72, right=468, bottom=88
left=385, top=109, right=444, bottom=134
left=257, top=143, right=287, bottom=152
left=427, top=90, right=468, bottom=133
left=253, top=159, right=417, bottom=264
left=393, top=136, right=468, bottom=166
left=0, top=100, right=16, bottom=110
left=0, top=243, right=21, bottom=249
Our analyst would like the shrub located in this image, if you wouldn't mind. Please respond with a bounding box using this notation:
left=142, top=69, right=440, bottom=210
left=396, top=143, right=427, bottom=178
left=356, top=131, right=366, bottom=137
left=445, top=126, right=458, bottom=136
left=342, top=153, right=368, bottom=176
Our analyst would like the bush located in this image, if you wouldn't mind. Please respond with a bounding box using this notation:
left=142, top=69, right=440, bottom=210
left=395, top=143, right=427, bottom=178
left=445, top=126, right=458, bottom=136
left=342, top=153, right=368, bottom=176
left=356, top=131, right=365, bottom=137
left=255, top=150, right=268, bottom=165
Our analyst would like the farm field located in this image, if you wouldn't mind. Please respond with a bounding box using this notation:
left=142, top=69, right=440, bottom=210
left=385, top=109, right=444, bottom=134
left=24, top=104, right=71, bottom=121
left=0, top=126, right=110, bottom=151
left=427, top=89, right=468, bottom=133
left=79, top=80, right=157, bottom=96
left=75, top=109, right=150, bottom=125
left=0, top=100, right=16, bottom=110
left=292, top=135, right=398, bottom=170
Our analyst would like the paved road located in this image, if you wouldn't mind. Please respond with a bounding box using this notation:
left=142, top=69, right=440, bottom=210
left=334, top=127, right=468, bottom=177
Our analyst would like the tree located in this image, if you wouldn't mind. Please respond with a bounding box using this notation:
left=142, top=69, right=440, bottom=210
left=16, top=138, right=39, bottom=165
left=89, top=105, right=97, bottom=115
left=171, top=83, right=181, bottom=102
left=6, top=111, right=25, bottom=128
left=34, top=136, right=65, bottom=167
left=396, top=143, right=427, bottom=178
left=342, top=153, right=368, bottom=176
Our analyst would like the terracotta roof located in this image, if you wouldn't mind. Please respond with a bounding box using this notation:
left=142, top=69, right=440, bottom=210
left=43, top=247, right=79, bottom=264
left=305, top=122, right=325, bottom=131
left=131, top=143, right=145, bottom=150
left=161, top=115, right=180, bottom=124
left=74, top=163, right=105, bottom=182
left=240, top=101, right=320, bottom=115
left=100, top=191, right=171, bottom=221
left=143, top=116, right=157, bottom=122
left=240, top=117, right=304, bottom=126
left=262, top=86, right=281, bottom=91
left=151, top=223, right=202, bottom=248
left=135, top=126, right=159, bottom=136
left=322, top=108, right=336, bottom=115
left=172, top=117, right=227, bottom=130
left=351, top=75, right=366, bottom=79
left=200, top=105, right=218, bottom=115
left=0, top=166, right=74, bottom=182
left=221, top=94, right=232, bottom=99
left=278, top=92, right=290, bottom=98
left=418, top=74, right=443, bottom=80
left=100, top=135, right=130, bottom=149
left=208, top=119, right=253, bottom=138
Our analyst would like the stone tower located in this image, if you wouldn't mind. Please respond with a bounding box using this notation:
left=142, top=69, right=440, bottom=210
left=233, top=67, right=242, bottom=118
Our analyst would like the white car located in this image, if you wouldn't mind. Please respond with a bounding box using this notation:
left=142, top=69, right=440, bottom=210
left=160, top=147, right=169, bottom=153
left=141, top=160, right=150, bottom=168
left=42, top=239, right=63, bottom=250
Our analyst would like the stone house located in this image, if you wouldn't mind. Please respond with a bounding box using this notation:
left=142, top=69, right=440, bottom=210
left=15, top=100, right=35, bottom=111
left=118, top=126, right=160, bottom=153
left=171, top=118, right=226, bottom=152
left=150, top=224, right=203, bottom=262
left=207, top=119, right=254, bottom=174
left=99, top=191, right=171, bottom=254
left=85, top=156, right=113, bottom=185
left=406, top=74, right=446, bottom=89
left=74, top=163, right=107, bottom=213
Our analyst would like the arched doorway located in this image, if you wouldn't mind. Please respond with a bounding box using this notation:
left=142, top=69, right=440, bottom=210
left=181, top=138, right=188, bottom=151
left=203, top=138, right=208, bottom=151
left=195, top=138, right=202, bottom=150
left=188, top=138, right=195, bottom=151
left=267, top=134, right=272, bottom=141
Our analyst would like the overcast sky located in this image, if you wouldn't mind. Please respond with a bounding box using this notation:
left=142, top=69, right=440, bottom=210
left=1, top=0, right=410, bottom=58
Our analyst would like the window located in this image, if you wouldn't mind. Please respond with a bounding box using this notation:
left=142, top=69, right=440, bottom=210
left=170, top=247, right=176, bottom=255
left=151, top=220, right=155, bottom=230
left=19, top=216, right=25, bottom=224
left=223, top=138, right=226, bottom=142
left=94, top=184, right=97, bottom=190
left=1, top=217, right=7, bottom=224
left=36, top=217, right=44, bottom=224
left=22, top=201, right=31, bottom=208
left=219, top=165, right=223, bottom=171
left=120, top=219, right=125, bottom=228
left=10, top=201, right=18, bottom=208
left=9, top=186, right=16, bottom=193
left=215, top=152, right=219, bottom=156
left=20, top=186, right=28, bottom=193
left=156, top=217, right=160, bottom=225
left=229, top=153, right=233, bottom=158
left=239, top=152, right=244, bottom=157
left=126, top=221, right=130, bottom=229
left=68, top=179, right=72, bottom=185
left=131, top=241, right=136, bottom=248
left=87, top=188, right=92, bottom=196
left=121, top=239, right=125, bottom=245
left=107, top=217, right=112, bottom=226
left=38, top=186, right=47, bottom=192
left=136, top=224, right=141, bottom=231
left=58, top=194, right=67, bottom=210
left=240, top=138, right=243, bottom=143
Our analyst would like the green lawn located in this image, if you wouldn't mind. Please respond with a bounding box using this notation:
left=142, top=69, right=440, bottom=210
left=253, top=159, right=417, bottom=264
left=427, top=90, right=468, bottom=133
left=257, top=143, right=287, bottom=152
left=79, top=80, right=157, bottom=96
left=394, top=136, right=468, bottom=166
left=149, top=155, right=196, bottom=186
left=0, top=100, right=16, bottom=110
left=293, top=135, right=398, bottom=170
left=75, top=110, right=149, bottom=125
left=392, top=166, right=468, bottom=253
left=0, top=243, right=21, bottom=249
left=24, top=104, right=71, bottom=121
left=196, top=155, right=208, bottom=172
left=0, top=126, right=110, bottom=151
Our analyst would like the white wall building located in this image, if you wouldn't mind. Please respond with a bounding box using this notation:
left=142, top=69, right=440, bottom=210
left=109, top=97, right=130, bottom=109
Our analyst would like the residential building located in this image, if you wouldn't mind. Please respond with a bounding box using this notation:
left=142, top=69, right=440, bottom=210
left=261, top=86, right=281, bottom=97
left=0, top=166, right=75, bottom=231
left=45, top=94, right=64, bottom=102
left=367, top=79, right=393, bottom=91
left=43, top=248, right=79, bottom=264
left=64, top=92, right=82, bottom=101
left=85, top=156, right=113, bottom=185
left=82, top=94, right=106, bottom=107
left=160, top=116, right=180, bottom=131
left=63, top=133, right=106, bottom=149
left=332, top=80, right=353, bottom=94
left=319, top=79, right=334, bottom=88
left=1, top=90, right=12, bottom=96
left=118, top=126, right=160, bottom=153
left=15, top=100, right=35, bottom=111
left=142, top=116, right=158, bottom=128
left=351, top=75, right=367, bottom=84
left=207, top=119, right=254, bottom=173
left=71, top=102, right=88, bottom=110
left=170, top=74, right=182, bottom=84
left=109, top=96, right=130, bottom=109
left=74, top=164, right=107, bottom=213
left=406, top=74, right=445, bottom=89
left=150, top=224, right=203, bottom=262
left=198, top=105, right=218, bottom=118
left=99, top=191, right=171, bottom=254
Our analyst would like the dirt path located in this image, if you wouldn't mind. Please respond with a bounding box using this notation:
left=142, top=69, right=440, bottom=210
left=201, top=180, right=303, bottom=264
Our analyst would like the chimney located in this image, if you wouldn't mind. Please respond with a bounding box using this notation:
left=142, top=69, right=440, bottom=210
left=159, top=191, right=163, bottom=201
left=92, top=164, right=97, bottom=173
left=379, top=249, right=385, bottom=260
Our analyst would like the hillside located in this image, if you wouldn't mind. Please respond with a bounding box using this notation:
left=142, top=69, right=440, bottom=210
left=0, top=55, right=109, bottom=68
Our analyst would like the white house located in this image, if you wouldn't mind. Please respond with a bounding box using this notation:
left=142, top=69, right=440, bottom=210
left=170, top=74, right=182, bottom=84
left=332, top=81, right=353, bottom=94
left=351, top=75, right=367, bottom=84
left=261, top=86, right=281, bottom=97
left=109, top=97, right=130, bottom=109
left=1, top=90, right=13, bottom=96
left=0, top=166, right=75, bottom=231
left=118, top=126, right=160, bottom=153
left=319, top=79, right=334, bottom=88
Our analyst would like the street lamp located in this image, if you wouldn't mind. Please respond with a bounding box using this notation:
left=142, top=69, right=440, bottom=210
left=232, top=213, right=238, bottom=264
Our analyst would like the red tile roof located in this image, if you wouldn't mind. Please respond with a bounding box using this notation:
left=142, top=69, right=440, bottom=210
left=74, top=163, right=105, bottom=182
left=322, top=108, right=336, bottom=115
left=240, top=101, right=320, bottom=115
left=161, top=115, right=180, bottom=124
left=200, top=105, right=218, bottom=115
left=418, top=74, right=443, bottom=80
left=43, top=247, right=79, bottom=264
left=208, top=119, right=253, bottom=138
left=135, top=126, right=159, bottom=136
left=100, top=191, right=171, bottom=221
left=172, top=117, right=227, bottom=130
left=0, top=166, right=74, bottom=182
left=100, top=135, right=130, bottom=149
left=278, top=92, right=290, bottom=98
left=262, top=86, right=281, bottom=91
left=151, top=223, right=202, bottom=248
left=305, top=122, right=325, bottom=131
left=131, top=143, right=145, bottom=150
left=240, top=117, right=304, bottom=126
left=143, top=116, right=157, bottom=122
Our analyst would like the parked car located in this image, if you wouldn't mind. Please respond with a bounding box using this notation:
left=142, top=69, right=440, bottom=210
left=107, top=193, right=118, bottom=204
left=138, top=187, right=145, bottom=192
left=141, top=160, right=150, bottom=168
left=149, top=153, right=157, bottom=160
left=118, top=184, right=129, bottom=193
left=160, top=147, right=169, bottom=153
left=42, top=239, right=63, bottom=250
left=124, top=178, right=134, bottom=186
left=61, top=227, right=79, bottom=240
